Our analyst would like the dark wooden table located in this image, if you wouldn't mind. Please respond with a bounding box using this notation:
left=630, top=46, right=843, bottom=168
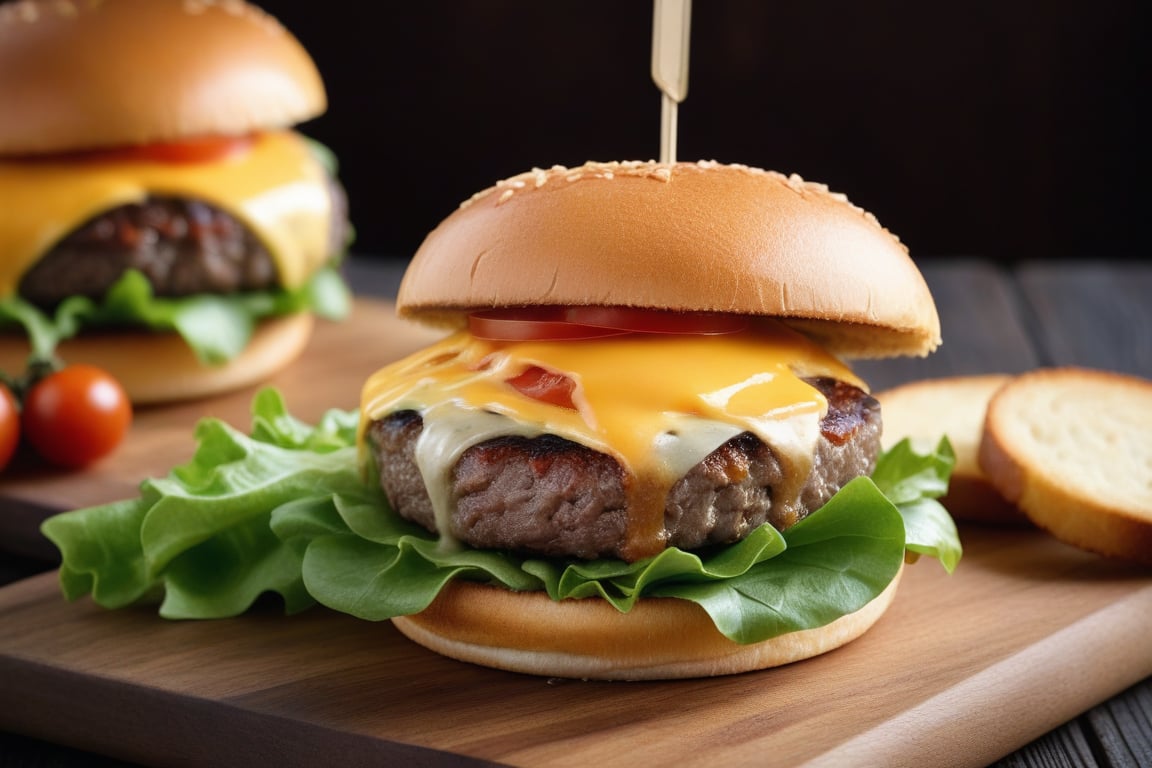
left=1, top=255, right=1149, bottom=767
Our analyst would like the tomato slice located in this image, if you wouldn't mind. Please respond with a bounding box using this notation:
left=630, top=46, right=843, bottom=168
left=469, top=309, right=626, bottom=341
left=28, top=135, right=256, bottom=165
left=506, top=366, right=577, bottom=409
left=105, top=135, right=254, bottom=164
left=468, top=307, right=746, bottom=341
left=563, top=307, right=747, bottom=335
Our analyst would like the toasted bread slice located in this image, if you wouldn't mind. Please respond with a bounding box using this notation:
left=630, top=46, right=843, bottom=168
left=978, top=367, right=1152, bottom=564
left=877, top=374, right=1028, bottom=525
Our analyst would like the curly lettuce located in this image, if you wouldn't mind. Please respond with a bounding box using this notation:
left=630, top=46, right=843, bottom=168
left=41, top=389, right=961, bottom=644
left=0, top=266, right=349, bottom=365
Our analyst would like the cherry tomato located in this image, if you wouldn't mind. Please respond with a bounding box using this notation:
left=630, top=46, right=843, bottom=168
left=22, top=365, right=132, bottom=469
left=506, top=366, right=577, bottom=410
left=0, top=383, right=19, bottom=472
left=468, top=307, right=746, bottom=341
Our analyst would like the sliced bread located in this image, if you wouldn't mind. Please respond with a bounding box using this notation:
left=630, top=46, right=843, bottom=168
left=978, top=367, right=1152, bottom=564
left=877, top=374, right=1028, bottom=525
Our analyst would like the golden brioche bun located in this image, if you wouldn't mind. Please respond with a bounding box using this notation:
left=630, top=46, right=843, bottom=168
left=877, top=374, right=1029, bottom=526
left=0, top=0, right=325, bottom=154
left=398, top=161, right=940, bottom=359
left=391, top=565, right=903, bottom=680
left=979, top=367, right=1152, bottom=565
left=0, top=313, right=313, bottom=404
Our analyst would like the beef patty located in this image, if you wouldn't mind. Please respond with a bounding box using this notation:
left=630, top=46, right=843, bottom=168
left=365, top=377, right=882, bottom=562
left=18, top=181, right=348, bottom=308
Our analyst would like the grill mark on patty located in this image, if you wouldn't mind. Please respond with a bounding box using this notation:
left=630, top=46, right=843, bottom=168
left=18, top=179, right=349, bottom=308
left=19, top=197, right=277, bottom=307
left=367, top=376, right=881, bottom=562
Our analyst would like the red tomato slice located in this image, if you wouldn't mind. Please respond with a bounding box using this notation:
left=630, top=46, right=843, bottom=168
left=469, top=309, right=626, bottom=341
left=39, top=136, right=256, bottom=165
left=506, top=366, right=577, bottom=409
left=468, top=307, right=746, bottom=341
left=563, top=307, right=747, bottom=335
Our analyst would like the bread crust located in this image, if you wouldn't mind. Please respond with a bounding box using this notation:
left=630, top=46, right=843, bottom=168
left=397, top=161, right=940, bottom=360
left=0, top=0, right=325, bottom=154
left=0, top=312, right=314, bottom=404
left=390, top=565, right=903, bottom=680
left=877, top=374, right=1028, bottom=526
left=978, top=367, right=1152, bottom=564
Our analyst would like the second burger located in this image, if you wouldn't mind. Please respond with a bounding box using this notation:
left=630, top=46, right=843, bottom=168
left=0, top=0, right=352, bottom=403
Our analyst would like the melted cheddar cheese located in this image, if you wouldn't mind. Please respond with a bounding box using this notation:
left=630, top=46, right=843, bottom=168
left=0, top=131, right=332, bottom=296
left=360, top=321, right=862, bottom=560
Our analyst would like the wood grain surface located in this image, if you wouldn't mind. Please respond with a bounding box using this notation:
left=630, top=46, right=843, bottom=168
left=2, top=525, right=1151, bottom=768
left=1, top=260, right=1151, bottom=768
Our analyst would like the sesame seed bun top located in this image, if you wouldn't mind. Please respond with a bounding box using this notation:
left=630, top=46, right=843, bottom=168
left=398, top=160, right=941, bottom=359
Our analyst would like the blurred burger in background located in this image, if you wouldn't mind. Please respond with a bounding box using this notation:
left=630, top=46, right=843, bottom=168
left=0, top=0, right=351, bottom=403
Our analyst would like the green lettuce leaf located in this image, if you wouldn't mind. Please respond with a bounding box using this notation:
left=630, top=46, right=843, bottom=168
left=41, top=390, right=961, bottom=643
left=871, top=436, right=962, bottom=572
left=0, top=294, right=65, bottom=362
left=41, top=389, right=365, bottom=618
left=43, top=497, right=155, bottom=609
left=0, top=266, right=350, bottom=366
left=296, top=474, right=909, bottom=644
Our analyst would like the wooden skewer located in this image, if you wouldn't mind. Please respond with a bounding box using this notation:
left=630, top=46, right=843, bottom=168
left=651, top=0, right=692, bottom=164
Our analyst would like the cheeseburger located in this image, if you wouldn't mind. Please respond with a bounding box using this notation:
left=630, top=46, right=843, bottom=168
left=0, top=0, right=350, bottom=403
left=353, top=160, right=957, bottom=679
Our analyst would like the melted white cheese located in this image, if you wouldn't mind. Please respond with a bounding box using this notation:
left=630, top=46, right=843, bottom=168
left=360, top=322, right=861, bottom=559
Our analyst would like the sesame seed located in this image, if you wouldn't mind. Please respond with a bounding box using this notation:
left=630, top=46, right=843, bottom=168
left=451, top=158, right=881, bottom=226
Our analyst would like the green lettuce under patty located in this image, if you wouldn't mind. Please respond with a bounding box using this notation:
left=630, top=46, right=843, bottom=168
left=40, top=389, right=961, bottom=644
left=1, top=136, right=350, bottom=368
left=0, top=266, right=350, bottom=366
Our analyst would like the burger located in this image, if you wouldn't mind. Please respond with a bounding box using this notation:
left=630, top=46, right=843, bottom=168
left=38, top=160, right=960, bottom=680
left=0, top=0, right=350, bottom=403
left=347, top=160, right=958, bottom=679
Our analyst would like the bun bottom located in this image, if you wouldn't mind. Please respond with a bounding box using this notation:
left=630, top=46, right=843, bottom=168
left=392, top=565, right=903, bottom=680
left=0, top=313, right=314, bottom=404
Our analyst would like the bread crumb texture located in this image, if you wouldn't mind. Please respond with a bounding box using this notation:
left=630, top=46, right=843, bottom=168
left=978, top=367, right=1152, bottom=564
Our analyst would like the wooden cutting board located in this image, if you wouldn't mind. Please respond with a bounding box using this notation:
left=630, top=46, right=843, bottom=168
left=2, top=298, right=1152, bottom=767
left=2, top=529, right=1151, bottom=767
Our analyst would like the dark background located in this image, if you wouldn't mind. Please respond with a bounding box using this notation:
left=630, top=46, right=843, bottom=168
left=273, top=2, right=1144, bottom=262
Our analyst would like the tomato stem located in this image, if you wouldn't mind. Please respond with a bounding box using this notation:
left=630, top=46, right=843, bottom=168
left=0, top=355, right=63, bottom=405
